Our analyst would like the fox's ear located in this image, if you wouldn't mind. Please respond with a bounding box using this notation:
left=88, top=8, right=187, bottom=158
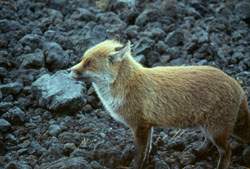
left=109, top=41, right=131, bottom=63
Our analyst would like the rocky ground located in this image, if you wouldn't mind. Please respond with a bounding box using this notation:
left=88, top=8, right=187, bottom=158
left=0, top=0, right=250, bottom=168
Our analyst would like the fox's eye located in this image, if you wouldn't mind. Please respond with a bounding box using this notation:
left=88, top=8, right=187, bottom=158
left=84, top=60, right=92, bottom=67
left=108, top=56, right=114, bottom=64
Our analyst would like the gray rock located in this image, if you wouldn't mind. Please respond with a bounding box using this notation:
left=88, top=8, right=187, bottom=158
left=71, top=8, right=96, bottom=21
left=40, top=157, right=92, bottom=169
left=134, top=55, right=146, bottom=64
left=19, top=50, right=44, bottom=68
left=30, top=140, right=47, bottom=156
left=2, top=107, right=26, bottom=125
left=59, top=132, right=85, bottom=145
left=0, top=118, right=11, bottom=132
left=5, top=160, right=32, bottom=169
left=125, top=25, right=139, bottom=38
left=165, top=30, right=184, bottom=47
left=0, top=19, right=22, bottom=33
left=154, top=158, right=171, bottom=169
left=63, top=143, right=76, bottom=155
left=191, top=27, right=208, bottom=43
left=135, top=9, right=160, bottom=26
left=160, top=0, right=178, bottom=18
left=71, top=149, right=93, bottom=159
left=0, top=102, right=13, bottom=114
left=133, top=37, right=154, bottom=55
left=48, top=124, right=62, bottom=136
left=0, top=82, right=23, bottom=95
left=0, top=67, right=7, bottom=78
left=5, top=133, right=17, bottom=144
left=43, top=42, right=71, bottom=70
left=235, top=1, right=250, bottom=20
left=32, top=70, right=86, bottom=113
left=48, top=142, right=64, bottom=157
left=20, top=34, right=44, bottom=50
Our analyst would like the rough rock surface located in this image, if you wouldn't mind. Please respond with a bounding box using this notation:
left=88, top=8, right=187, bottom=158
left=32, top=70, right=86, bottom=113
left=0, top=0, right=250, bottom=169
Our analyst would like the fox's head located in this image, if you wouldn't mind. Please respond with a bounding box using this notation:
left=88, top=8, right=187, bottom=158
left=70, top=40, right=132, bottom=83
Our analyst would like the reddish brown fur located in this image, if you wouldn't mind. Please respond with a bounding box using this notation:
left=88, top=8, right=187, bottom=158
left=70, top=40, right=249, bottom=169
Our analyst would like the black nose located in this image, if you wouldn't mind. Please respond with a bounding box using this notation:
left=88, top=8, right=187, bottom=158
left=66, top=68, right=71, bottom=73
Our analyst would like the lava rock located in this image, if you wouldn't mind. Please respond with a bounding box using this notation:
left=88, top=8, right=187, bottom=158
left=59, top=132, right=85, bottom=145
left=5, top=160, right=32, bottom=169
left=0, top=67, right=7, bottom=78
left=0, top=82, right=23, bottom=95
left=20, top=34, right=44, bottom=51
left=40, top=157, right=92, bottom=169
left=133, top=37, right=154, bottom=55
left=32, top=70, right=86, bottom=113
left=19, top=50, right=44, bottom=68
left=135, top=9, right=160, bottom=26
left=234, top=1, right=250, bottom=20
left=71, top=8, right=96, bottom=21
left=2, top=107, right=26, bottom=125
left=0, top=118, right=11, bottom=132
left=154, top=157, right=171, bottom=169
left=48, top=124, right=62, bottom=136
left=63, top=143, right=76, bottom=155
left=160, top=0, right=178, bottom=18
left=43, top=42, right=71, bottom=70
left=0, top=102, right=13, bottom=114
left=165, top=30, right=184, bottom=47
left=0, top=19, right=22, bottom=33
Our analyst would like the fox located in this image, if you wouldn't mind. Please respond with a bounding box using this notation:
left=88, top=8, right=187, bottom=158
left=69, top=40, right=250, bottom=169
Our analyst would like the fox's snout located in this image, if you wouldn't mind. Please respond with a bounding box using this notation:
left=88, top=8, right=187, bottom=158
left=68, top=63, right=83, bottom=80
left=69, top=63, right=82, bottom=75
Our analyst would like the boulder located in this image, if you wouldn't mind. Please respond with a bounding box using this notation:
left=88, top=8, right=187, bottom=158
left=32, top=70, right=86, bottom=113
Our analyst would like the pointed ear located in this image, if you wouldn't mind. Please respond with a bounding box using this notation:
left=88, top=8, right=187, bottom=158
left=109, top=41, right=131, bottom=63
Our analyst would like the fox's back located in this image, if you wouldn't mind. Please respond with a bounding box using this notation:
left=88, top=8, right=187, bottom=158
left=129, top=66, right=245, bottom=127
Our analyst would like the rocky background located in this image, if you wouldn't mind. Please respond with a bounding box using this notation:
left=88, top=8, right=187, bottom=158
left=0, top=0, right=250, bottom=168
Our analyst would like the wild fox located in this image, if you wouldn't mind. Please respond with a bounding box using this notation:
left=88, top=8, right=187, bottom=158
left=70, top=40, right=250, bottom=169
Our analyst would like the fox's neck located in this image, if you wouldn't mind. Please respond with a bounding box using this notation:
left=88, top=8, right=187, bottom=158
left=93, top=56, right=143, bottom=99
left=92, top=56, right=142, bottom=125
left=113, top=56, right=143, bottom=92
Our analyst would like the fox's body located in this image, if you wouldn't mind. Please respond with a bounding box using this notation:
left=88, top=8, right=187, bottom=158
left=70, top=40, right=250, bottom=169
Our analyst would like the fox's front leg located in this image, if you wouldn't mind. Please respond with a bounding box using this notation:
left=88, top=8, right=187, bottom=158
left=131, top=124, right=153, bottom=169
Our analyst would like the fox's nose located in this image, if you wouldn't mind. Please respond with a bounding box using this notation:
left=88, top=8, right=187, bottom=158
left=66, top=68, right=71, bottom=73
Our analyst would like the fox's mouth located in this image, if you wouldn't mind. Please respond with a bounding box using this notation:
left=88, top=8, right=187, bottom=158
left=69, top=71, right=92, bottom=83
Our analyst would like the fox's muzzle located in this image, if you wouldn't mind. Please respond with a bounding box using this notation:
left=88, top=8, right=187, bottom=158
left=69, top=66, right=93, bottom=83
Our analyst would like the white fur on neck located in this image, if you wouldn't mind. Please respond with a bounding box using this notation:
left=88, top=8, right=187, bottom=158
left=92, top=82, right=127, bottom=126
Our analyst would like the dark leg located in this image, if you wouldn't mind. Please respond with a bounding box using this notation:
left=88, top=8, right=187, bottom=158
left=131, top=125, right=153, bottom=169
left=195, top=127, right=213, bottom=157
left=207, top=127, right=231, bottom=169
